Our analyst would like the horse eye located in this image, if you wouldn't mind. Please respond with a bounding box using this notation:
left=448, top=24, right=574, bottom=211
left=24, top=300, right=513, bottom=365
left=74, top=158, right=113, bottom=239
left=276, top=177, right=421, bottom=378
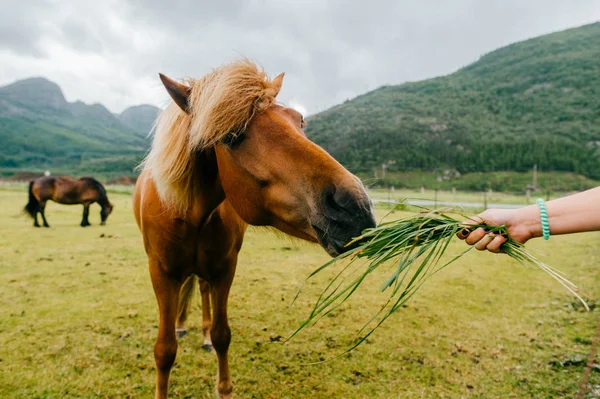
left=223, top=131, right=245, bottom=148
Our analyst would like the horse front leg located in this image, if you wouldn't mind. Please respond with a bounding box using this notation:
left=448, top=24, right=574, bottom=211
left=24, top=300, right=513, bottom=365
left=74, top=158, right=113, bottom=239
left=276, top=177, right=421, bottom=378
left=33, top=206, right=40, bottom=227
left=81, top=203, right=91, bottom=227
left=39, top=200, right=50, bottom=227
left=150, top=259, right=182, bottom=399
left=210, top=262, right=236, bottom=399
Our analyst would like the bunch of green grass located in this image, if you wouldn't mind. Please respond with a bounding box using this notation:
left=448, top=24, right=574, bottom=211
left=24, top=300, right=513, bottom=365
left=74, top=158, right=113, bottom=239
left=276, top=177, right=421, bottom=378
left=293, top=207, right=588, bottom=352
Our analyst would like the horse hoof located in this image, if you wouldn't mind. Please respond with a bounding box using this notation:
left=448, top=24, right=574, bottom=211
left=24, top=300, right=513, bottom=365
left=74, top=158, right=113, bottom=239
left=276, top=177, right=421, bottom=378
left=202, top=343, right=214, bottom=352
left=34, top=224, right=40, bottom=228
left=43, top=225, right=50, bottom=228
left=215, top=387, right=232, bottom=399
left=176, top=328, right=187, bottom=339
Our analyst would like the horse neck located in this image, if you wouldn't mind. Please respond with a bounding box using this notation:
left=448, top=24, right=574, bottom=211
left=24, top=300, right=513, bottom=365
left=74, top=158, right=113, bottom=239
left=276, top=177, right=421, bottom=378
left=96, top=189, right=110, bottom=208
left=186, top=149, right=226, bottom=221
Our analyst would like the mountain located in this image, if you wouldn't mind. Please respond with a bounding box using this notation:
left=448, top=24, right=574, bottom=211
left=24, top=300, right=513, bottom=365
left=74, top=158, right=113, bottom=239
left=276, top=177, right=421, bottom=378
left=119, top=104, right=160, bottom=136
left=305, top=22, right=600, bottom=182
left=0, top=77, right=158, bottom=176
left=0, top=77, right=67, bottom=113
left=3, top=24, right=599, bottom=185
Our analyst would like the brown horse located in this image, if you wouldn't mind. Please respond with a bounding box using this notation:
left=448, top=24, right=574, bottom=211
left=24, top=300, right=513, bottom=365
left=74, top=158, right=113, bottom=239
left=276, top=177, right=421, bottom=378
left=25, top=176, right=114, bottom=227
left=133, top=59, right=376, bottom=399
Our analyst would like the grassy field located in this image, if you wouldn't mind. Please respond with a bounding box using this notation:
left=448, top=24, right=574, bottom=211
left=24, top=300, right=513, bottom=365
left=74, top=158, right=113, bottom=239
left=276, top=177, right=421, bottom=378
left=0, top=186, right=599, bottom=398
left=367, top=187, right=570, bottom=209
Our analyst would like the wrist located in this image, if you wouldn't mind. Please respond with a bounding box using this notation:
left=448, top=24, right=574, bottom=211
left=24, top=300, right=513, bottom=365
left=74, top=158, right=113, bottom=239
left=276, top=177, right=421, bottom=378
left=535, top=198, right=551, bottom=240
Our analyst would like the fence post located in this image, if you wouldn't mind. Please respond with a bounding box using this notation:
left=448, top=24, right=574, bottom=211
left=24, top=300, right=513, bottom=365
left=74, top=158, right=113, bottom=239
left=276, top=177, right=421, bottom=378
left=483, top=189, right=488, bottom=210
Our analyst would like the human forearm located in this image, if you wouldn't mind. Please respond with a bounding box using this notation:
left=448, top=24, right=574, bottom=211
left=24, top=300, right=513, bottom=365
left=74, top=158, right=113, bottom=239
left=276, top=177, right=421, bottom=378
left=504, top=186, right=600, bottom=240
left=536, top=187, right=600, bottom=237
left=459, top=187, right=600, bottom=252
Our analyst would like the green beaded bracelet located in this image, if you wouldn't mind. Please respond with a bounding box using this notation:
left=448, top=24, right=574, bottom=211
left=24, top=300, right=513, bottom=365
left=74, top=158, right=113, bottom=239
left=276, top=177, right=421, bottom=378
left=536, top=198, right=550, bottom=240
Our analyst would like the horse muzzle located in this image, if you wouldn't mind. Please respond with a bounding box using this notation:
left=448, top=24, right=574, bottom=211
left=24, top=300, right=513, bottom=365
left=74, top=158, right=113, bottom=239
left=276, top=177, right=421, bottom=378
left=311, top=184, right=376, bottom=257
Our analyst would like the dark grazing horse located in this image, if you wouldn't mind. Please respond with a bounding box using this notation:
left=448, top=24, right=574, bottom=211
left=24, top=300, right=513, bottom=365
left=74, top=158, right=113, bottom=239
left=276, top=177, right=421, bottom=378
left=133, top=59, right=375, bottom=399
left=25, top=176, right=114, bottom=227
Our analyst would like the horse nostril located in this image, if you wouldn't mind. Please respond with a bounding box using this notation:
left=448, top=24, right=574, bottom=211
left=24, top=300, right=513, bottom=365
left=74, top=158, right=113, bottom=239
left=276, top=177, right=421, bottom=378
left=324, top=186, right=340, bottom=212
left=322, top=184, right=357, bottom=221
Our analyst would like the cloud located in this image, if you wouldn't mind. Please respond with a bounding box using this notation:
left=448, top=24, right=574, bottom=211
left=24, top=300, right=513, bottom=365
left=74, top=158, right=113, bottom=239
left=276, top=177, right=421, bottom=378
left=0, top=0, right=598, bottom=113
left=0, top=0, right=53, bottom=57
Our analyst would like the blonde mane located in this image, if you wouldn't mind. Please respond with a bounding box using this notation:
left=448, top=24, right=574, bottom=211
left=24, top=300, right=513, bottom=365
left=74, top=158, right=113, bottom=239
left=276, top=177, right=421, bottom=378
left=143, top=59, right=280, bottom=212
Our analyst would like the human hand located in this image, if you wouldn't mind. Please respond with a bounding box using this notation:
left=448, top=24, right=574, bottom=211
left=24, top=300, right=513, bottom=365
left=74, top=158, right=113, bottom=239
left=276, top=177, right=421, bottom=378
left=456, top=208, right=536, bottom=253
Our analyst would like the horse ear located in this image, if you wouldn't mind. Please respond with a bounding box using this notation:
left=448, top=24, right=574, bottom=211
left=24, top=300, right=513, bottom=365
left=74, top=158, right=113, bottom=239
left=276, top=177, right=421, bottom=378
left=159, top=73, right=191, bottom=113
left=271, top=72, right=284, bottom=97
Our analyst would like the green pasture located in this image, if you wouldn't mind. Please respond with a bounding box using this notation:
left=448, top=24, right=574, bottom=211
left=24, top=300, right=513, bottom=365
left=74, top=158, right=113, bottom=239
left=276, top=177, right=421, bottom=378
left=0, top=186, right=598, bottom=398
left=368, top=187, right=536, bottom=205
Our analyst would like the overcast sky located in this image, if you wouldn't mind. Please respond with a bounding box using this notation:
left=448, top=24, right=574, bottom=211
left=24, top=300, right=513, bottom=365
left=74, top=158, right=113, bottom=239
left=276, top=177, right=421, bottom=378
left=0, top=0, right=598, bottom=115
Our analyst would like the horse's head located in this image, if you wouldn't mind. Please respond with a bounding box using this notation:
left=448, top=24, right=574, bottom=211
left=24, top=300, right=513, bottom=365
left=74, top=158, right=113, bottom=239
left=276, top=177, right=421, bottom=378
left=100, top=203, right=114, bottom=225
left=216, top=106, right=376, bottom=255
left=158, top=68, right=375, bottom=256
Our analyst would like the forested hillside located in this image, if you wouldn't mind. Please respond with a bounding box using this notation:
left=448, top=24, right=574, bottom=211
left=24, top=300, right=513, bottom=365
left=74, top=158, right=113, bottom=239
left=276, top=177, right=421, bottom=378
left=2, top=23, right=599, bottom=190
left=306, top=23, right=600, bottom=181
left=0, top=77, right=159, bottom=176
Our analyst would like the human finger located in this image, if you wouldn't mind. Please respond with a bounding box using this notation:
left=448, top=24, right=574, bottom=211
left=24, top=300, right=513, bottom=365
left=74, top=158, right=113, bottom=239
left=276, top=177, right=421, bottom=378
left=486, top=233, right=508, bottom=253
left=456, top=227, right=471, bottom=240
left=475, top=233, right=494, bottom=251
left=457, top=216, right=485, bottom=240
left=465, top=227, right=488, bottom=246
